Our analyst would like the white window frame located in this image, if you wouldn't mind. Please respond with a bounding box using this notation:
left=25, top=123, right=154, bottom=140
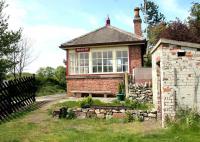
left=68, top=46, right=129, bottom=75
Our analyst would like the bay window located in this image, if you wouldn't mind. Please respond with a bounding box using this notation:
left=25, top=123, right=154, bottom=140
left=69, top=48, right=128, bottom=75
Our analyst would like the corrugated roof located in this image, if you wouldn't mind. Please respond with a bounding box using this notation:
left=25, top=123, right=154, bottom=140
left=60, top=25, right=145, bottom=48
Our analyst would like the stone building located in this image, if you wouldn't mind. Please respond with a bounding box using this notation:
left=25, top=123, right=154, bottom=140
left=151, top=38, right=200, bottom=126
left=59, top=7, right=147, bottom=97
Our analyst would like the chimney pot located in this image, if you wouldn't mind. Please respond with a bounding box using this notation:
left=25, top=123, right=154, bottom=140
left=106, top=16, right=110, bottom=26
left=134, top=7, right=140, bottom=18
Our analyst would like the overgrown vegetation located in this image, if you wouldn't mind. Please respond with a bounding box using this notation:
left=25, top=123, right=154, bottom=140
left=35, top=66, right=66, bottom=96
left=165, top=108, right=200, bottom=129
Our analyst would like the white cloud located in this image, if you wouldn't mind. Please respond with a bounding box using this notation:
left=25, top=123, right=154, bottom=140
left=158, top=0, right=190, bottom=20
left=23, top=25, right=87, bottom=73
left=5, top=0, right=88, bottom=73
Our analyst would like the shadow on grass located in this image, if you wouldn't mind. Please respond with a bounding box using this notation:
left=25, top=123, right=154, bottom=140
left=0, top=101, right=51, bottom=124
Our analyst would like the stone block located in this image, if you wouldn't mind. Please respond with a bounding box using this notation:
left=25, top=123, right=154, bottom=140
left=112, top=113, right=126, bottom=119
left=75, top=112, right=86, bottom=119
left=148, top=113, right=157, bottom=118
left=97, top=113, right=105, bottom=119
left=86, top=111, right=96, bottom=118
left=95, top=109, right=100, bottom=114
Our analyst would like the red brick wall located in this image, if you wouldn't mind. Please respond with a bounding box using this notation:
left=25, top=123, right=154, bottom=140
left=129, top=46, right=142, bottom=74
left=67, top=75, right=123, bottom=97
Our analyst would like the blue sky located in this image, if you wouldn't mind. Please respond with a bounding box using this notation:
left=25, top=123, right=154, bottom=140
left=6, top=0, right=198, bottom=73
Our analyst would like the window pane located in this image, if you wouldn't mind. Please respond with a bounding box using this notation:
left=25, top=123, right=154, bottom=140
left=108, top=51, right=112, bottom=58
left=97, top=59, right=102, bottom=65
left=108, top=59, right=112, bottom=65
left=117, top=59, right=122, bottom=65
left=97, top=52, right=102, bottom=58
left=85, top=53, right=89, bottom=59
left=123, top=51, right=128, bottom=57
left=85, top=67, right=89, bottom=73
left=103, top=59, right=107, bottom=65
left=98, top=66, right=102, bottom=72
left=80, top=60, right=84, bottom=66
left=92, top=52, right=96, bottom=58
left=103, top=52, right=107, bottom=58
left=108, top=66, right=113, bottom=72
left=80, top=67, right=84, bottom=73
left=93, top=60, right=97, bottom=65
left=93, top=66, right=97, bottom=73
left=80, top=53, right=84, bottom=59
left=103, top=66, right=107, bottom=72
left=122, top=65, right=127, bottom=72
left=117, top=65, right=122, bottom=72
left=116, top=51, right=121, bottom=57
left=85, top=60, right=89, bottom=66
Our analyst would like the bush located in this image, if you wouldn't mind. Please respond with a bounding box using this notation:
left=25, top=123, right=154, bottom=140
left=165, top=108, right=200, bottom=129
left=79, top=96, right=94, bottom=108
left=123, top=99, right=150, bottom=110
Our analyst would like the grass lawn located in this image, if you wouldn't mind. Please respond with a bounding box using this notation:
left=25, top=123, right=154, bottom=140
left=0, top=101, right=200, bottom=142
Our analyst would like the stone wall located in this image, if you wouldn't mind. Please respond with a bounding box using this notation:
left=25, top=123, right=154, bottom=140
left=69, top=107, right=157, bottom=121
left=128, top=83, right=153, bottom=103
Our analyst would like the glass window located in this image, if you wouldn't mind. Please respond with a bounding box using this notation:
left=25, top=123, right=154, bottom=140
left=79, top=52, right=89, bottom=74
left=69, top=53, right=76, bottom=74
left=69, top=52, right=89, bottom=74
left=116, top=51, right=128, bottom=72
left=92, top=51, right=113, bottom=73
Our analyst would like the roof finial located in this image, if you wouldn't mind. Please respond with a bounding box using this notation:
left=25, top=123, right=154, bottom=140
left=106, top=15, right=110, bottom=26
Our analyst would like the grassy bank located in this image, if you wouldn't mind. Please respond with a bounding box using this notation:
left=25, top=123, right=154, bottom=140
left=0, top=116, right=200, bottom=142
left=0, top=101, right=200, bottom=142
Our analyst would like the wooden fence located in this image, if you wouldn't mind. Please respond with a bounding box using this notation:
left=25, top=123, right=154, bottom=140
left=0, top=76, right=37, bottom=121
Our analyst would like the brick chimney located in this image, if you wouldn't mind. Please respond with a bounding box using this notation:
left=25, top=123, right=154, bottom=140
left=106, top=16, right=110, bottom=26
left=133, top=7, right=142, bottom=36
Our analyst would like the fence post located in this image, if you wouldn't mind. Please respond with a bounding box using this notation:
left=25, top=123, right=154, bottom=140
left=125, top=72, right=129, bottom=98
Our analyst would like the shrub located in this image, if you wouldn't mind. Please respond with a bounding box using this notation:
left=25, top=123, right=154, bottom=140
left=117, top=82, right=125, bottom=94
left=165, top=108, right=200, bottom=129
left=125, top=112, right=134, bottom=122
left=79, top=96, right=94, bottom=108
left=123, top=99, right=150, bottom=110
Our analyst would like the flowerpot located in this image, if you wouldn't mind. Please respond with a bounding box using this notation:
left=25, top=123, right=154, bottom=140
left=116, top=93, right=125, bottom=101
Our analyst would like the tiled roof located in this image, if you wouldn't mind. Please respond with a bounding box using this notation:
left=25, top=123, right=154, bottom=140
left=61, top=25, right=145, bottom=48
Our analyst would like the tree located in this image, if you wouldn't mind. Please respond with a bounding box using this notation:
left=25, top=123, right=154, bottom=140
left=140, top=0, right=165, bottom=26
left=140, top=0, right=165, bottom=67
left=36, top=67, right=55, bottom=79
left=11, top=38, right=34, bottom=78
left=148, top=22, right=166, bottom=46
left=55, top=66, right=66, bottom=87
left=188, top=2, right=200, bottom=43
left=0, top=1, right=21, bottom=81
